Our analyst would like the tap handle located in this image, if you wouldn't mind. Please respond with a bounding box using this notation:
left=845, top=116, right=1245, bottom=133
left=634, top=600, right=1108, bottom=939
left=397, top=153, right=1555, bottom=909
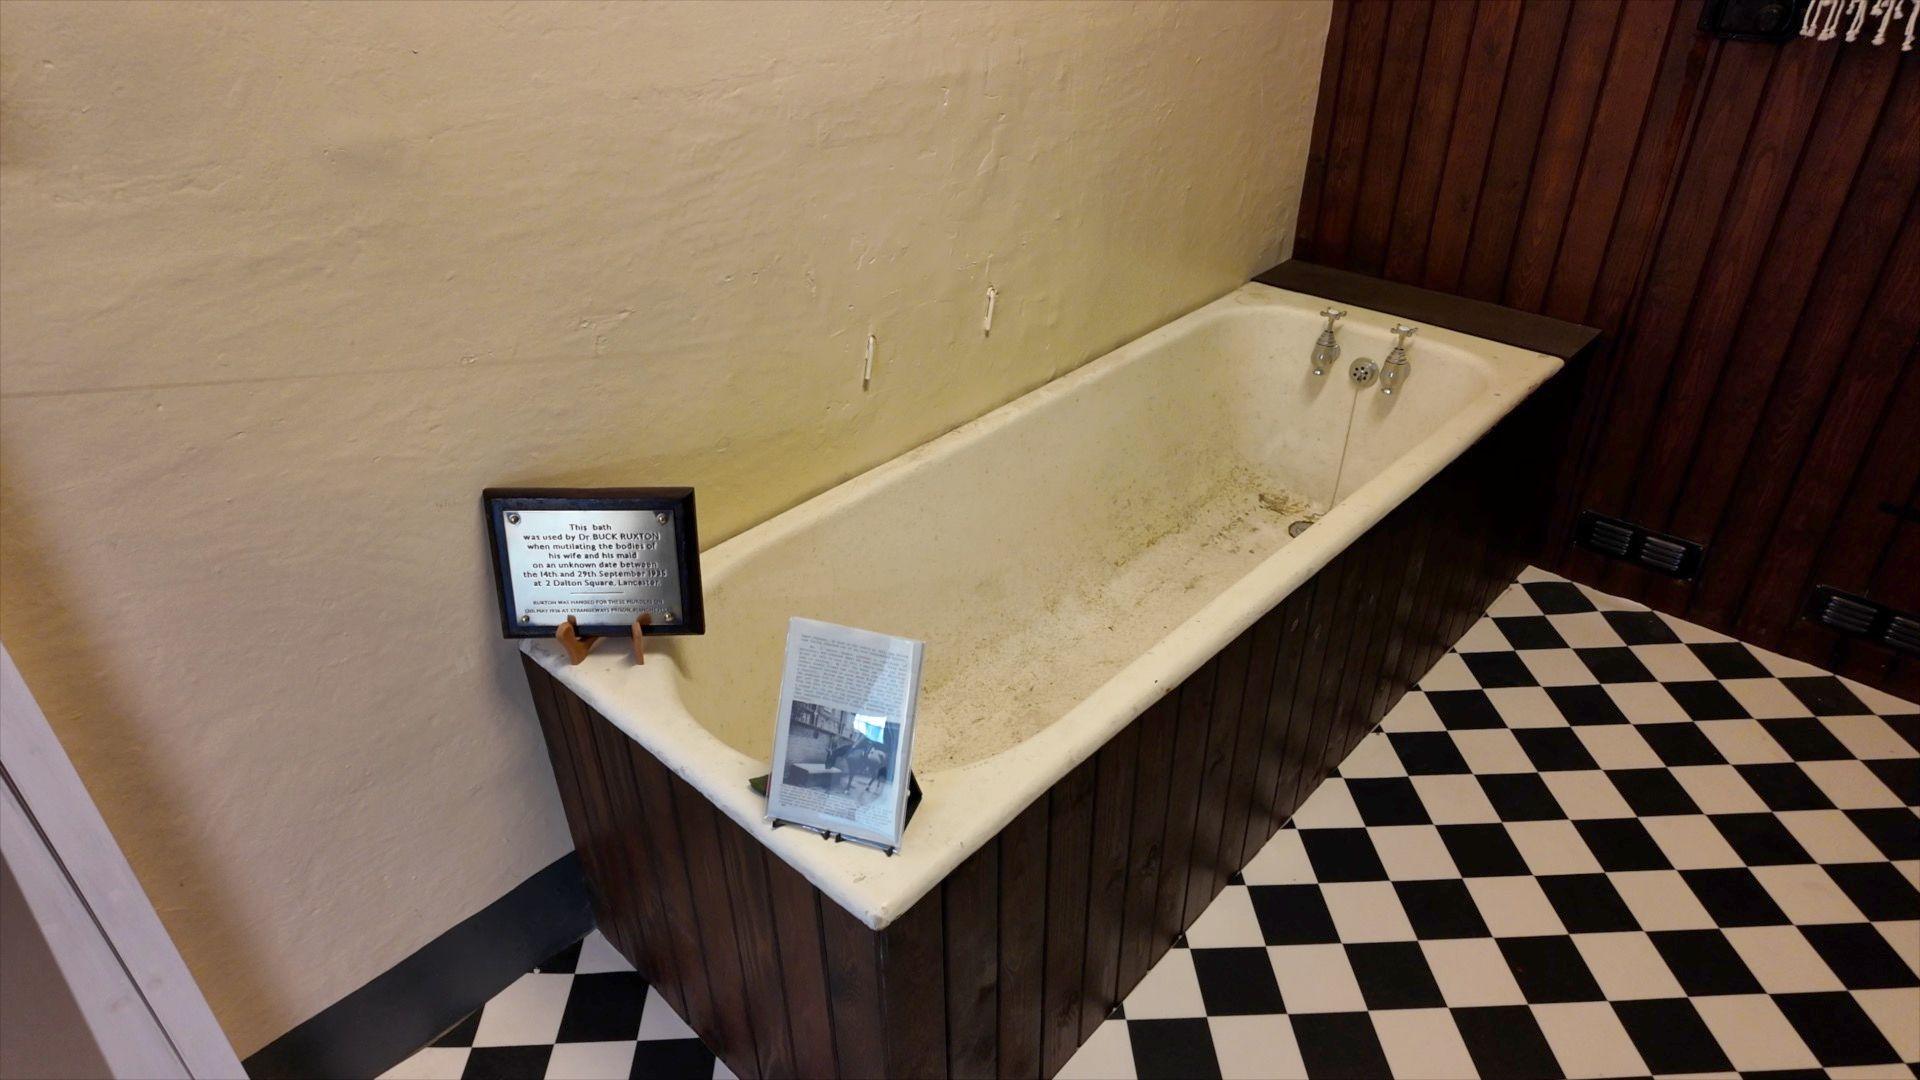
left=1320, top=308, right=1348, bottom=332
left=1390, top=323, right=1418, bottom=348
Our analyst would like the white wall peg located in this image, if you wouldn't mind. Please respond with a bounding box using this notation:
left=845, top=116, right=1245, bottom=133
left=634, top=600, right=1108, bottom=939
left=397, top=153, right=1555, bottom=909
left=983, top=286, right=998, bottom=336
left=863, top=333, right=876, bottom=390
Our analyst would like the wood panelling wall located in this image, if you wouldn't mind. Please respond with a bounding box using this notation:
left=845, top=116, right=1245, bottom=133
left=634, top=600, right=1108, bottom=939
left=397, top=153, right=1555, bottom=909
left=518, top=394, right=1554, bottom=1078
left=1296, top=0, right=1920, bottom=699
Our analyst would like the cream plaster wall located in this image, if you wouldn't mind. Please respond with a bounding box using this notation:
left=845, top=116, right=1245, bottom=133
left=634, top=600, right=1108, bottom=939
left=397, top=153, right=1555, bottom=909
left=0, top=0, right=1328, bottom=1055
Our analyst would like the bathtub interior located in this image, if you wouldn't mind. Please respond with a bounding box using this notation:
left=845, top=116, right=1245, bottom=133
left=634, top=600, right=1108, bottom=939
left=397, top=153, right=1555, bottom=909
left=658, top=286, right=1508, bottom=771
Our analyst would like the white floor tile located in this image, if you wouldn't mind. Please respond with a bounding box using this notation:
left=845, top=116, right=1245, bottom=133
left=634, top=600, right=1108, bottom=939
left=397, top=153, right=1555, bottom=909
left=1371, top=1008, right=1478, bottom=1079
left=380, top=1047, right=471, bottom=1080
left=1540, top=771, right=1634, bottom=819
left=1380, top=691, right=1446, bottom=732
left=1723, top=925, right=1846, bottom=994
left=1777, top=809, right=1886, bottom=864
left=1574, top=725, right=1662, bottom=770
left=636, top=987, right=698, bottom=1041
left=1641, top=815, right=1744, bottom=870
left=1058, top=1018, right=1137, bottom=1079
left=472, top=972, right=573, bottom=1047
left=1267, top=944, right=1366, bottom=1013
left=1507, top=819, right=1604, bottom=875
left=1420, top=938, right=1527, bottom=1007
left=1320, top=881, right=1416, bottom=942
left=1699, top=718, right=1793, bottom=764
left=1800, top=760, right=1908, bottom=808
left=1451, top=728, right=1534, bottom=774
left=1409, top=774, right=1500, bottom=824
left=1418, top=653, right=1482, bottom=691
left=1669, top=765, right=1768, bottom=814
left=1693, top=995, right=1821, bottom=1072
left=573, top=931, right=633, bottom=975
left=1464, top=876, right=1565, bottom=937
left=1605, top=683, right=1691, bottom=724
left=1519, top=649, right=1599, bottom=687
left=1184, top=885, right=1263, bottom=948
left=1488, top=687, right=1564, bottom=727
left=1336, top=731, right=1408, bottom=777
left=545, top=1041, right=639, bottom=1080
left=1854, top=986, right=1920, bottom=1063
left=1842, top=676, right=1918, bottom=716
left=1572, top=931, right=1686, bottom=1000
left=1609, top=870, right=1716, bottom=930
left=1829, top=715, right=1920, bottom=760
left=1545, top=612, right=1624, bottom=649
left=1290, top=779, right=1363, bottom=828
left=1751, top=864, right=1867, bottom=924
left=1208, top=1015, right=1306, bottom=1080
left=1632, top=643, right=1716, bottom=683
left=1369, top=824, right=1461, bottom=880
left=1723, top=677, right=1815, bottom=719
left=1531, top=1000, right=1649, bottom=1079
left=1240, top=828, right=1316, bottom=885
left=1121, top=947, right=1206, bottom=1018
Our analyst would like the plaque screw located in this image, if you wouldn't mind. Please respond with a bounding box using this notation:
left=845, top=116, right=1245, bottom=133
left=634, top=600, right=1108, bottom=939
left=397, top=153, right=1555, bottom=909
left=519, top=614, right=531, bottom=623
left=655, top=512, right=669, bottom=524
left=506, top=512, right=521, bottom=525
left=661, top=612, right=676, bottom=623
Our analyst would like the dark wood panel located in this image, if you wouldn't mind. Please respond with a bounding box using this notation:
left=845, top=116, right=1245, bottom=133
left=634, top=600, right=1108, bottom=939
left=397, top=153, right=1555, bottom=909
left=1080, top=723, right=1138, bottom=1038
left=996, top=800, right=1048, bottom=1079
left=1155, top=660, right=1217, bottom=941
left=1185, top=632, right=1251, bottom=924
left=763, top=854, right=838, bottom=1079
left=715, top=823, right=797, bottom=1078
left=1296, top=0, right=1919, bottom=698
left=879, top=890, right=947, bottom=1080
left=669, top=779, right=762, bottom=1078
left=944, top=840, right=999, bottom=1080
left=619, top=737, right=714, bottom=1038
left=820, top=900, right=887, bottom=1080
left=1116, top=696, right=1178, bottom=993
left=1039, top=759, right=1096, bottom=1078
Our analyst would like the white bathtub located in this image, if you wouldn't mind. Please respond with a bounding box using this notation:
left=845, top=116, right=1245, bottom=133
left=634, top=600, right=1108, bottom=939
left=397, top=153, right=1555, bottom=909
left=525, top=281, right=1561, bottom=928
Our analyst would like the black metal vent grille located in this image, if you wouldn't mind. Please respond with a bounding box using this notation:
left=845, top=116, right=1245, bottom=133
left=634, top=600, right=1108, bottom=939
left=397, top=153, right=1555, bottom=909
left=1808, top=586, right=1920, bottom=657
left=1574, top=510, right=1707, bottom=580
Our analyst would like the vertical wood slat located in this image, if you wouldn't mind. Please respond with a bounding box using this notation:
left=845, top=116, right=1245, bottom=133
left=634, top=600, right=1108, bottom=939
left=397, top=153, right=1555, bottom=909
left=1221, top=610, right=1286, bottom=872
left=1185, top=632, right=1253, bottom=925
left=1116, top=696, right=1179, bottom=993
left=1348, top=0, right=1434, bottom=275
left=763, top=854, right=838, bottom=1079
left=1156, top=661, right=1218, bottom=940
left=519, top=659, right=623, bottom=951
left=943, top=840, right=999, bottom=1079
left=1080, top=723, right=1139, bottom=1038
left=1040, top=758, right=1097, bottom=1078
left=821, top=901, right=887, bottom=1080
left=578, top=700, right=677, bottom=996
left=880, top=889, right=947, bottom=1080
left=996, top=800, right=1048, bottom=1079
left=620, top=740, right=715, bottom=1040
left=550, top=690, right=649, bottom=969
left=715, top=824, right=797, bottom=1078
left=669, top=780, right=763, bottom=1079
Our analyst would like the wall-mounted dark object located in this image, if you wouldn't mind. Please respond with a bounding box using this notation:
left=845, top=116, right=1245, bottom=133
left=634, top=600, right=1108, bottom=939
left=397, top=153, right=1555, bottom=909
left=1808, top=586, right=1920, bottom=657
left=1701, top=0, right=1807, bottom=40
left=1575, top=510, right=1707, bottom=580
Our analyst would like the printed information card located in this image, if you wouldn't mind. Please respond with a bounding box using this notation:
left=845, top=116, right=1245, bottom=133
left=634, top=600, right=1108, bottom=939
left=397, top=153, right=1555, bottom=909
left=766, top=617, right=924, bottom=850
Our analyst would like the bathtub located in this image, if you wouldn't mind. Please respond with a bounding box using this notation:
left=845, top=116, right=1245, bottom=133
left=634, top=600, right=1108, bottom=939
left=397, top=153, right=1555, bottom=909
left=520, top=278, right=1564, bottom=1077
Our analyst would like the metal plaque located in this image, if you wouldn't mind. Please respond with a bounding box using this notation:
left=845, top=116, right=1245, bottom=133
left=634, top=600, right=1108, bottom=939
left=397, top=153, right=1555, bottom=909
left=483, top=488, right=704, bottom=638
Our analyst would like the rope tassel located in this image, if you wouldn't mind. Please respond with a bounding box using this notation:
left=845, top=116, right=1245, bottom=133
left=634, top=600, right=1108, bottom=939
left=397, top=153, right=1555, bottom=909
left=1801, top=0, right=1916, bottom=48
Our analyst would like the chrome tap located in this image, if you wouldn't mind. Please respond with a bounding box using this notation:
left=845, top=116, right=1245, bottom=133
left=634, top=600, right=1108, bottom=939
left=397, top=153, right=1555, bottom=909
left=1310, top=308, right=1346, bottom=376
left=1379, top=324, right=1416, bottom=395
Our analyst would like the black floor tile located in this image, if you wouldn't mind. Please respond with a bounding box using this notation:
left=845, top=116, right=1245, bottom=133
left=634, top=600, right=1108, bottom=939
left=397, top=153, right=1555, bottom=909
left=1574, top=818, right=1672, bottom=872
left=1288, top=1012, right=1392, bottom=1080
left=1346, top=777, right=1432, bottom=826
left=1493, top=615, right=1568, bottom=651
left=1846, top=807, right=1920, bottom=860
left=1300, top=827, right=1390, bottom=882
left=1478, top=772, right=1565, bottom=821
left=433, top=1011, right=481, bottom=1048
left=1612, top=998, right=1733, bottom=1074
left=1772, top=992, right=1902, bottom=1067
left=1689, top=642, right=1771, bottom=679
left=464, top=1046, right=554, bottom=1080
left=1866, top=757, right=1919, bottom=804
left=1538, top=873, right=1639, bottom=933
left=538, top=939, right=584, bottom=974
left=1393, top=879, right=1492, bottom=939
left=1638, top=722, right=1728, bottom=766
left=628, top=1039, right=714, bottom=1080
left=1437, top=823, right=1530, bottom=877
left=1249, top=884, right=1341, bottom=945
left=1885, top=713, right=1920, bottom=753
left=1463, top=651, right=1538, bottom=689
left=1646, top=929, right=1762, bottom=996
left=1711, top=813, right=1816, bottom=866
left=1680, top=867, right=1791, bottom=927
left=1734, top=763, right=1836, bottom=811
left=1428, top=689, right=1507, bottom=730
left=1497, top=935, right=1606, bottom=1002
left=1345, top=941, right=1446, bottom=1009
left=1514, top=728, right=1600, bottom=772
left=1780, top=676, right=1870, bottom=717
left=1798, top=923, right=1920, bottom=989
left=1757, top=717, right=1852, bottom=761
left=1451, top=1005, right=1563, bottom=1079
left=1546, top=684, right=1631, bottom=726
left=1664, top=680, right=1750, bottom=721
left=1824, top=861, right=1920, bottom=921
left=1603, top=610, right=1679, bottom=645
left=1191, top=947, right=1287, bottom=1015
left=1524, top=581, right=1596, bottom=615
left=1126, top=1018, right=1223, bottom=1080
left=1576, top=647, right=1656, bottom=684
left=1386, top=732, right=1471, bottom=775
left=1606, top=768, right=1701, bottom=816
left=556, top=971, right=648, bottom=1043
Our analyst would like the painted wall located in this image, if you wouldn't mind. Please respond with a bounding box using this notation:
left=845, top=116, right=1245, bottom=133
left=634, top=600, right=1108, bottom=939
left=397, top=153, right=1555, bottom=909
left=0, top=0, right=1328, bottom=1054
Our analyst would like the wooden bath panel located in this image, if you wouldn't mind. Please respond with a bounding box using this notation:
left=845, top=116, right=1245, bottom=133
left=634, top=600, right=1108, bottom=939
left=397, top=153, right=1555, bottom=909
left=519, top=397, right=1554, bottom=1078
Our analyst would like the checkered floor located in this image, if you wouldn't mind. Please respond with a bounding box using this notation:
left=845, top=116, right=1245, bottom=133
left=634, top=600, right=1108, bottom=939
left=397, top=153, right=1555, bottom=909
left=1063, top=568, right=1918, bottom=1080
left=389, top=568, right=1917, bottom=1079
left=381, top=932, right=733, bottom=1080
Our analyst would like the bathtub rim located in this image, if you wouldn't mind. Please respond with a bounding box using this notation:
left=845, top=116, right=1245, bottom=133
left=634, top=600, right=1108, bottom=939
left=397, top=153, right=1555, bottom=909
left=522, top=281, right=1563, bottom=930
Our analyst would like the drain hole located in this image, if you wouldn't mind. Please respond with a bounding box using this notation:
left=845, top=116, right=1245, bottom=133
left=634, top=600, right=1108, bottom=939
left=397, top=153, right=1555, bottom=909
left=1288, top=519, right=1314, bottom=538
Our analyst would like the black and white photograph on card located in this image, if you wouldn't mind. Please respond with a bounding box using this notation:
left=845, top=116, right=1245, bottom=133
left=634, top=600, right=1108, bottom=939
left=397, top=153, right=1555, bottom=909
left=765, top=617, right=923, bottom=851
left=482, top=487, right=704, bottom=639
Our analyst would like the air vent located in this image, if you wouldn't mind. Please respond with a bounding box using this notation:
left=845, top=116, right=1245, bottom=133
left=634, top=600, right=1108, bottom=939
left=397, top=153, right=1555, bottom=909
left=1807, top=587, right=1920, bottom=658
left=1574, top=511, right=1706, bottom=580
